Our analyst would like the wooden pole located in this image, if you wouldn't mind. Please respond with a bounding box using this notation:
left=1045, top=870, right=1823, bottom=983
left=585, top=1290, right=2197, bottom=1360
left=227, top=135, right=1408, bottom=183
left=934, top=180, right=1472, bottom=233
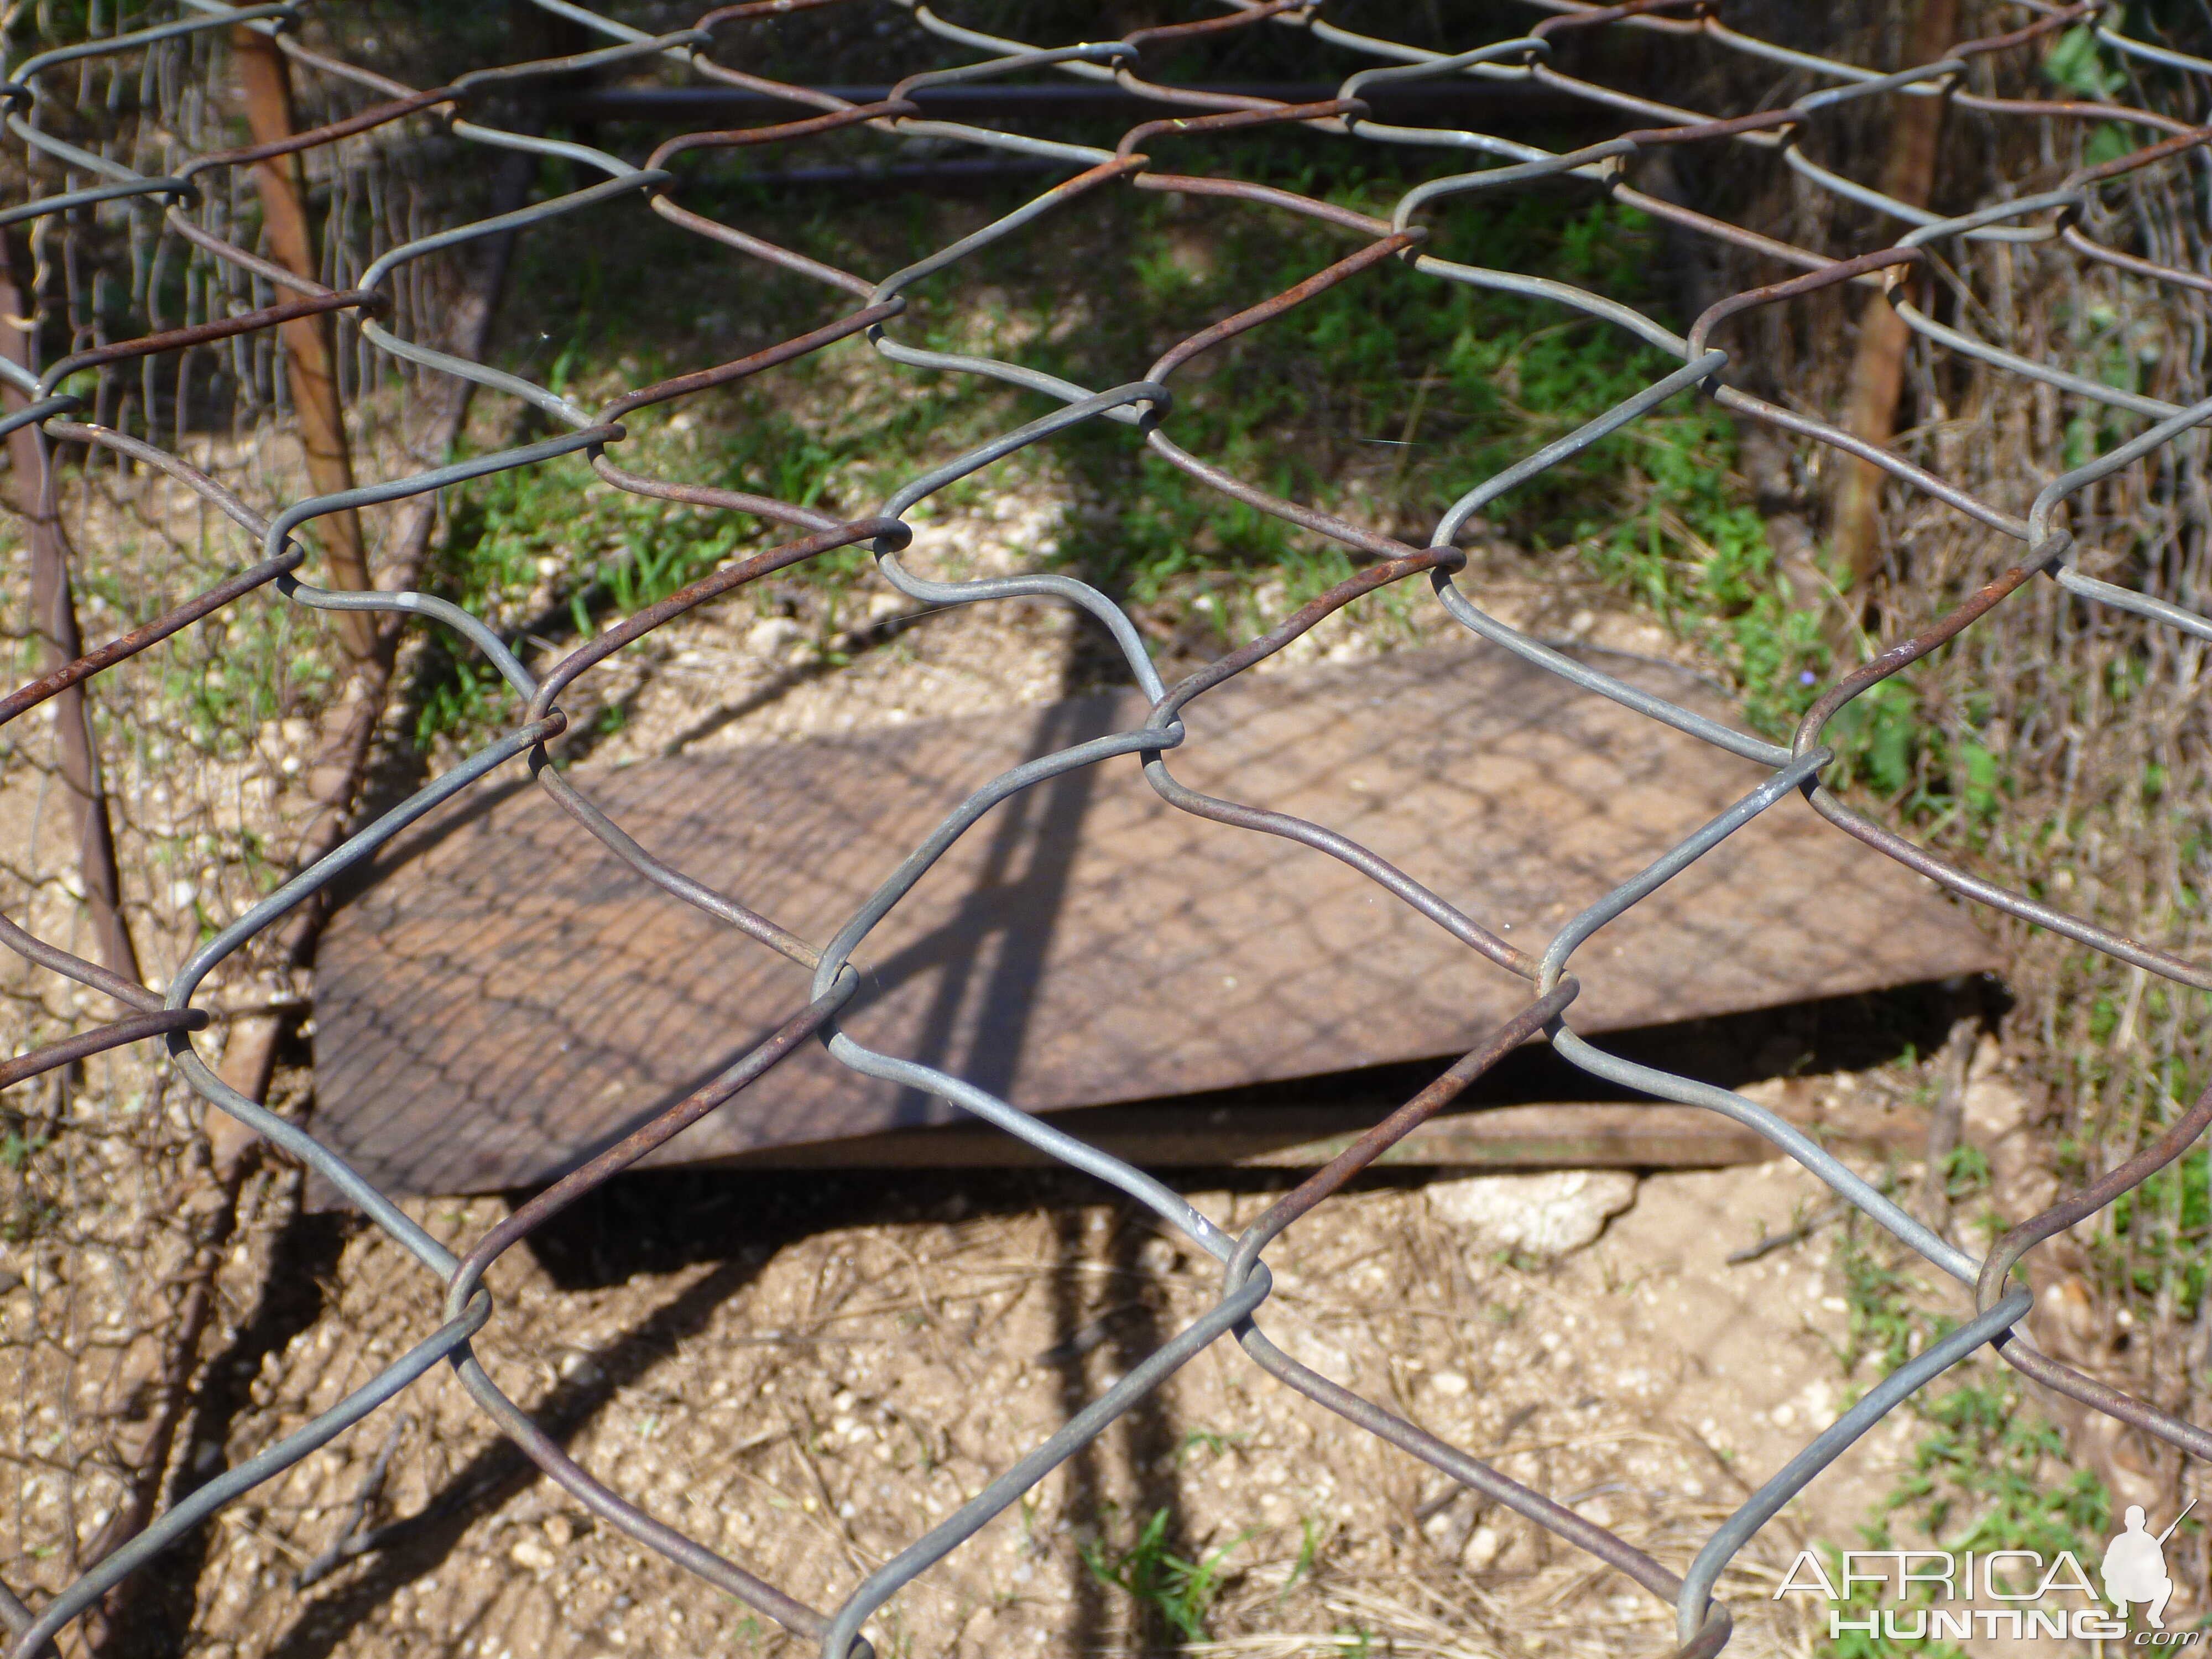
left=231, top=19, right=375, bottom=661
left=195, top=15, right=380, bottom=1154
left=1830, top=0, right=1960, bottom=586
left=83, top=181, right=540, bottom=1633
left=0, top=252, right=142, bottom=985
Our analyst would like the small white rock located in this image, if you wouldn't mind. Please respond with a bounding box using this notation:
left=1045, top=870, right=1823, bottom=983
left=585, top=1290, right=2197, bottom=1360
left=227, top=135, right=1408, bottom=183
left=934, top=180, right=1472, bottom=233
left=1426, top=1170, right=1637, bottom=1259
left=747, top=617, right=805, bottom=658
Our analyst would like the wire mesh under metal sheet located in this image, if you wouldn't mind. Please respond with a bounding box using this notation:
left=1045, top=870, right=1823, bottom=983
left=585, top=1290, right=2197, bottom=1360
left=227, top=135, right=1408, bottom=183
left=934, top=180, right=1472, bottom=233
left=4, top=1, right=2212, bottom=1654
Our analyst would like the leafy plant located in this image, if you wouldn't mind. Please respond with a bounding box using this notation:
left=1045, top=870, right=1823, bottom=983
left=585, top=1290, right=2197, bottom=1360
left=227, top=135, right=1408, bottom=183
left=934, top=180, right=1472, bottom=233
left=1823, top=1220, right=2113, bottom=1655
left=1888, top=1381, right=2107, bottom=1559
left=1079, top=1507, right=1255, bottom=1642
left=1829, top=1219, right=1955, bottom=1379
left=0, top=1118, right=56, bottom=1241
left=2044, top=26, right=2120, bottom=101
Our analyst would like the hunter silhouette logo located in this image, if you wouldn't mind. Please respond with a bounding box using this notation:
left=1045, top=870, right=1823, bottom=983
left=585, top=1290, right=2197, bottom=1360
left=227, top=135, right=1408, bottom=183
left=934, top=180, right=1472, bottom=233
left=2105, top=1501, right=2195, bottom=1630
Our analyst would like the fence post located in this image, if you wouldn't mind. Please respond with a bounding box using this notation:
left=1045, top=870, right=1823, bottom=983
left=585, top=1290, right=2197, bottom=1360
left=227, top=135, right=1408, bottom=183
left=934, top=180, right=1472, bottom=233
left=202, top=14, right=374, bottom=1147
left=231, top=16, right=376, bottom=662
left=1830, top=0, right=1960, bottom=585
left=0, top=251, right=142, bottom=985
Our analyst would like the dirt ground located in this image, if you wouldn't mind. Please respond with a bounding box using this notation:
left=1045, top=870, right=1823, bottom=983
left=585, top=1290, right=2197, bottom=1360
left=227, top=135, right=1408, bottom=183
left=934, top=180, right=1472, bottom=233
left=9, top=1040, right=2096, bottom=1659
left=455, top=476, right=1698, bottom=774
left=117, top=1139, right=1944, bottom=1659
left=107, top=1019, right=2078, bottom=1659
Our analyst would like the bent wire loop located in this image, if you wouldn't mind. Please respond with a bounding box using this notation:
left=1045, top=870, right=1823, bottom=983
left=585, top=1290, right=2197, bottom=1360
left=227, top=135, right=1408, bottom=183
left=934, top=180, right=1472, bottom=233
left=4, top=2, right=2212, bottom=1657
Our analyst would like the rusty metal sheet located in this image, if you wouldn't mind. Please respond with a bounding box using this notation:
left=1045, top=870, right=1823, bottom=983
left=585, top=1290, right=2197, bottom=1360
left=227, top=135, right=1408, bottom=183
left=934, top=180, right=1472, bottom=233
left=312, top=643, right=1998, bottom=1196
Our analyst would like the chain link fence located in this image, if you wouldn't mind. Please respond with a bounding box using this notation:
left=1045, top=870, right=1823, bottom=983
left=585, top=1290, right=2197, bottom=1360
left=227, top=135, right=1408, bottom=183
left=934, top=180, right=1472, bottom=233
left=4, top=1, right=2212, bottom=1654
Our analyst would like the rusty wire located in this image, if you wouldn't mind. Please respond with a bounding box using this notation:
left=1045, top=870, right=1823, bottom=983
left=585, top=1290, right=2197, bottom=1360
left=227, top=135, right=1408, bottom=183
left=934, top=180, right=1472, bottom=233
left=4, top=0, right=2212, bottom=1653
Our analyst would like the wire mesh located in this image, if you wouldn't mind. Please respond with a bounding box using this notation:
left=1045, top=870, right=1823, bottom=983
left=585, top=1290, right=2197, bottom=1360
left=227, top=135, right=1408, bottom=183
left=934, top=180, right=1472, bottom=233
left=4, top=1, right=2212, bottom=1654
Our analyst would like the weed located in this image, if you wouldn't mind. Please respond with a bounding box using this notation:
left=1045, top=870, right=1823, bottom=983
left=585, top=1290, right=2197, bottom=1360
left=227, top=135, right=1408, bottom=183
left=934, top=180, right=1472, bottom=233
left=1829, top=1222, right=1955, bottom=1379
left=1819, top=1541, right=1969, bottom=1659
left=431, top=145, right=2006, bottom=833
left=1933, top=1144, right=1991, bottom=1210
left=2100, top=1115, right=2211, bottom=1314
left=1079, top=1506, right=1256, bottom=1641
left=1824, top=1228, right=2111, bottom=1655
left=1889, top=1381, right=2106, bottom=1558
left=444, top=156, right=1835, bottom=734
left=1820, top=1383, right=2110, bottom=1655
left=413, top=397, right=853, bottom=749
left=0, top=1118, right=56, bottom=1241
left=1281, top=1516, right=1324, bottom=1602
left=0, top=1125, right=47, bottom=1171
left=1177, top=1425, right=1247, bottom=1463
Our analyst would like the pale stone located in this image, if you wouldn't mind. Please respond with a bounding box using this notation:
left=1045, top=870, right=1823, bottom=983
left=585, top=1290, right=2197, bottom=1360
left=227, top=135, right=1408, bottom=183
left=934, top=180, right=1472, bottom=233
left=1425, top=1170, right=1637, bottom=1258
left=745, top=617, right=805, bottom=658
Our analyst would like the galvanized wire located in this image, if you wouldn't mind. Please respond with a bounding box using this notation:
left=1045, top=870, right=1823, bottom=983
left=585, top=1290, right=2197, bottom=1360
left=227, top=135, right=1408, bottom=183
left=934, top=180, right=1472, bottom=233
left=3, top=1, right=2212, bottom=1653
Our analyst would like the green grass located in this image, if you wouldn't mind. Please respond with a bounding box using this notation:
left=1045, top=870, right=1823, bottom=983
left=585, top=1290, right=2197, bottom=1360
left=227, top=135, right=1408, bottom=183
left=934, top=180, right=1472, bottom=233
left=1878, top=1382, right=2108, bottom=1559
left=1079, top=1506, right=1256, bottom=1643
left=401, top=138, right=2051, bottom=861
left=2101, top=1136, right=2212, bottom=1313
left=1828, top=1222, right=1955, bottom=1380
left=1818, top=1228, right=2112, bottom=1656
left=1022, top=175, right=1788, bottom=633
left=1822, top=1383, right=2112, bottom=1659
left=419, top=152, right=1851, bottom=752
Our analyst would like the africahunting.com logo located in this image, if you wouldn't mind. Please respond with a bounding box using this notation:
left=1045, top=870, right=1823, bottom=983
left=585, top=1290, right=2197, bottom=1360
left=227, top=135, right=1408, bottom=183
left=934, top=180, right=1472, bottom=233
left=1775, top=1501, right=2200, bottom=1645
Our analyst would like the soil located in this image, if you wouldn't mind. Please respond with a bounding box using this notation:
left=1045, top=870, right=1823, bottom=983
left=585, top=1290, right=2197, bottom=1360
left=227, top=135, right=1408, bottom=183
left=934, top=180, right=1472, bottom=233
left=86, top=1026, right=2074, bottom=1659
left=456, top=481, right=1700, bottom=775
left=107, top=1142, right=1965, bottom=1659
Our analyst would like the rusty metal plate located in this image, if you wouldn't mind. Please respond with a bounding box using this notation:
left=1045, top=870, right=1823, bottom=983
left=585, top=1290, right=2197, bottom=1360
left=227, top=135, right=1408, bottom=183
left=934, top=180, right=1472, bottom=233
left=312, top=643, right=1997, bottom=1196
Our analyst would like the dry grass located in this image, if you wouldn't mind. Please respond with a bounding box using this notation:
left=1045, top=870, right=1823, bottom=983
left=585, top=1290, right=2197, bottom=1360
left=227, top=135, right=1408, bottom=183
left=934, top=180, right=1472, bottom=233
left=56, top=1151, right=1897, bottom=1659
